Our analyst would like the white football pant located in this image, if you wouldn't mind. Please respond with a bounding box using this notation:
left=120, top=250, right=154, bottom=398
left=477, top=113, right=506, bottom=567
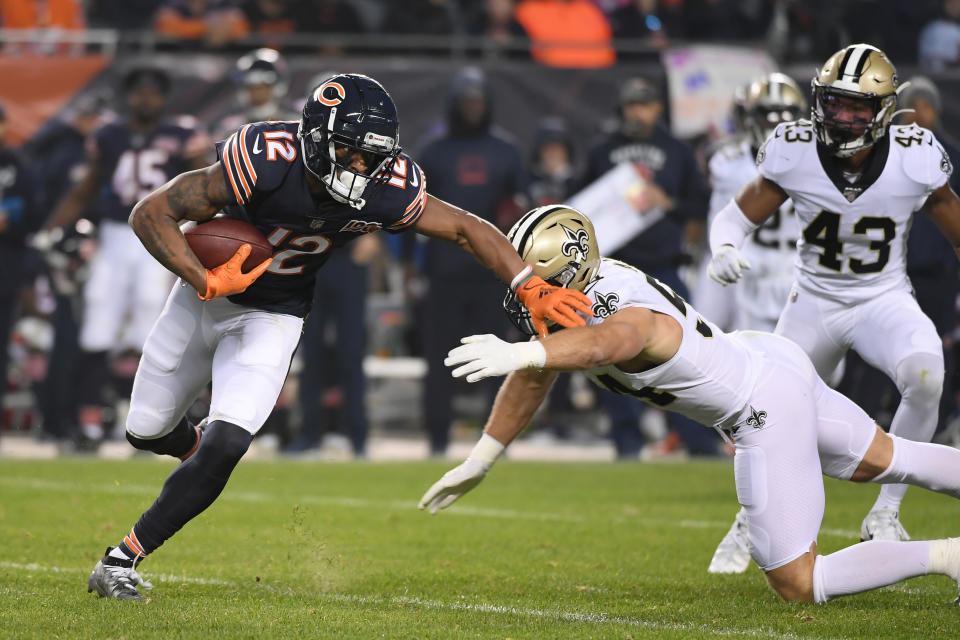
left=126, top=283, right=303, bottom=438
left=727, top=332, right=879, bottom=570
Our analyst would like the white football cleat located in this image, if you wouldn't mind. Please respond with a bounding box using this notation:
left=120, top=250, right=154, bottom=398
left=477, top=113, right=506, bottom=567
left=860, top=507, right=910, bottom=542
left=708, top=508, right=752, bottom=574
left=87, top=547, right=153, bottom=601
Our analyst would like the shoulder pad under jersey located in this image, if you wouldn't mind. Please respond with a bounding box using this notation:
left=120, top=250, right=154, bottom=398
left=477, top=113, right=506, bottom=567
left=892, top=124, right=953, bottom=191
left=372, top=154, right=428, bottom=233
left=755, top=120, right=812, bottom=180
left=216, top=121, right=299, bottom=206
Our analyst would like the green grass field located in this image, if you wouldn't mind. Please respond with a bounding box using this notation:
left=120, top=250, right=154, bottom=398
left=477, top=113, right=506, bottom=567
left=1, top=457, right=958, bottom=639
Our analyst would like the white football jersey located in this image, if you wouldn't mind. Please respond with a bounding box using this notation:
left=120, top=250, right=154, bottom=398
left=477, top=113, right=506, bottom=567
left=582, top=258, right=760, bottom=429
left=757, top=120, right=952, bottom=302
left=709, top=141, right=798, bottom=324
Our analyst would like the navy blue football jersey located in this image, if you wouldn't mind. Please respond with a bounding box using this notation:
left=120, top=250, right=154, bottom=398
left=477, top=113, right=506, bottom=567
left=215, top=120, right=427, bottom=316
left=92, top=118, right=206, bottom=223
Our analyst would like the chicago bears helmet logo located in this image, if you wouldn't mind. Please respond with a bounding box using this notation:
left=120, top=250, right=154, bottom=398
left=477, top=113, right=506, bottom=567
left=560, top=224, right=590, bottom=262
left=315, top=81, right=346, bottom=107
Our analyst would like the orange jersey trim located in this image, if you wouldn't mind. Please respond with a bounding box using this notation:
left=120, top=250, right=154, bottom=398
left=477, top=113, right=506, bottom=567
left=230, top=136, right=251, bottom=201
left=222, top=134, right=245, bottom=204
left=238, top=124, right=258, bottom=184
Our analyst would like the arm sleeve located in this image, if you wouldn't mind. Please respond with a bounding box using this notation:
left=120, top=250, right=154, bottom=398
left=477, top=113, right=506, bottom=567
left=709, top=198, right=758, bottom=253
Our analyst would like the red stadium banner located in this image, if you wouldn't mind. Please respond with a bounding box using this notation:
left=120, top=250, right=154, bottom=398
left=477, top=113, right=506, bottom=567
left=0, top=54, right=110, bottom=146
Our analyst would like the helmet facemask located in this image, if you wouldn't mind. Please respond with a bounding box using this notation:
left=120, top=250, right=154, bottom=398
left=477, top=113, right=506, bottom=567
left=299, top=117, right=399, bottom=210
left=812, top=85, right=895, bottom=157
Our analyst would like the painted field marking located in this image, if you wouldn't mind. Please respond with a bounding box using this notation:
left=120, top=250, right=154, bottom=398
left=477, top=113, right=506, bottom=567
left=0, top=476, right=860, bottom=537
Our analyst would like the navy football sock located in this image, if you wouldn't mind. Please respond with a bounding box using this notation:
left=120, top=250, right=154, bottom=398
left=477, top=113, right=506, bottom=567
left=125, top=421, right=252, bottom=556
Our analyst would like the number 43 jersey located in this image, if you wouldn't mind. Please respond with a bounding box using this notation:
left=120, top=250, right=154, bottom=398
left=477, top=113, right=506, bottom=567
left=581, top=258, right=761, bottom=430
left=757, top=119, right=952, bottom=303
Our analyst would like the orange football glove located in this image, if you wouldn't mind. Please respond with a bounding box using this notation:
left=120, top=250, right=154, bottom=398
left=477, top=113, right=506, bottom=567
left=514, top=274, right=594, bottom=338
left=199, top=244, right=273, bottom=301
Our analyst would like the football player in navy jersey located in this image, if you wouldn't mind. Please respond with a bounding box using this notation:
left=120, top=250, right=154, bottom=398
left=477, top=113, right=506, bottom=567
left=44, top=66, right=209, bottom=444
left=87, top=73, right=593, bottom=600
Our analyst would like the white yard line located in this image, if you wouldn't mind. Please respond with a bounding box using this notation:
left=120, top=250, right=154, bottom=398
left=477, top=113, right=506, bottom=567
left=0, top=476, right=860, bottom=537
left=0, top=561, right=842, bottom=640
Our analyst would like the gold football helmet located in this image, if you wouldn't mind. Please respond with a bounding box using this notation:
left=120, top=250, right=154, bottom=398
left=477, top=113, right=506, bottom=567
left=743, top=72, right=807, bottom=150
left=812, top=43, right=900, bottom=157
left=503, top=205, right=601, bottom=335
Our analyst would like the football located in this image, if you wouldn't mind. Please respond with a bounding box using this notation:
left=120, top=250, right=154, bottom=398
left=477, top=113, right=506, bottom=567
left=184, top=217, right=273, bottom=271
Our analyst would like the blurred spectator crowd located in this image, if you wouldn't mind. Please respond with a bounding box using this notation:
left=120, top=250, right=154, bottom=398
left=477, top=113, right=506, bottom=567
left=4, top=2, right=960, bottom=461
left=2, top=0, right=960, bottom=67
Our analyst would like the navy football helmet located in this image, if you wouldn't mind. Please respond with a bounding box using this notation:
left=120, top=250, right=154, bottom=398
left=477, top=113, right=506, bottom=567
left=298, top=73, right=401, bottom=209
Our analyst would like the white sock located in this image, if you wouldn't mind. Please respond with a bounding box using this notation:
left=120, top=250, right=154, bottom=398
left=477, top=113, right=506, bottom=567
left=872, top=435, right=960, bottom=500
left=872, top=483, right=908, bottom=513
left=108, top=546, right=133, bottom=562
left=873, top=353, right=944, bottom=512
left=812, top=541, right=930, bottom=603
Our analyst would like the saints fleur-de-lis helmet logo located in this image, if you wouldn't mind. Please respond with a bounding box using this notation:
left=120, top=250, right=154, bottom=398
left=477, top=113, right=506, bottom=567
left=560, top=223, right=590, bottom=262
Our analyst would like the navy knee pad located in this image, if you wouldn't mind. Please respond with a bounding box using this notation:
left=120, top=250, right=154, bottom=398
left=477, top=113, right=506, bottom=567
left=126, top=419, right=197, bottom=458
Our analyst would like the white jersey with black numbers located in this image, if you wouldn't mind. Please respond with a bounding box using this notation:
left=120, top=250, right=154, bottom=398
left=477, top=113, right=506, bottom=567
left=757, top=120, right=952, bottom=303
left=709, top=140, right=798, bottom=325
left=582, top=258, right=761, bottom=430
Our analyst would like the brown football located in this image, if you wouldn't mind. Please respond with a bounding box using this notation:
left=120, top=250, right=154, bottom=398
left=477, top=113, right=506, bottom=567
left=185, top=217, right=273, bottom=271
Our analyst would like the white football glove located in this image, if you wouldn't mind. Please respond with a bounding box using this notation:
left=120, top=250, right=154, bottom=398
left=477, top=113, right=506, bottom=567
left=419, top=433, right=506, bottom=514
left=707, top=244, right=752, bottom=285
left=418, top=457, right=490, bottom=514
left=444, top=334, right=547, bottom=383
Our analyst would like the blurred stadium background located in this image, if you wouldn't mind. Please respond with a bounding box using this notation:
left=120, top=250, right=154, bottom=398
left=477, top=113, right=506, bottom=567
left=1, top=0, right=960, bottom=463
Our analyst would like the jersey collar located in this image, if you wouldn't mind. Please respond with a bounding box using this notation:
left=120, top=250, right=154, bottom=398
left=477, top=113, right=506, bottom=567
left=815, top=134, right=890, bottom=202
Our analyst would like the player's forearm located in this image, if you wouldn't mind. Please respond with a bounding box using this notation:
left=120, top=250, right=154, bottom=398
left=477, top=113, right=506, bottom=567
left=483, top=368, right=557, bottom=447
left=455, top=212, right=527, bottom=284
left=540, top=324, right=644, bottom=371
left=132, top=168, right=228, bottom=293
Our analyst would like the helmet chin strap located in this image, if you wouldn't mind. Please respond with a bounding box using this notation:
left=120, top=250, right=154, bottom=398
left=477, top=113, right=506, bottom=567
left=322, top=168, right=367, bottom=210
left=324, top=140, right=368, bottom=209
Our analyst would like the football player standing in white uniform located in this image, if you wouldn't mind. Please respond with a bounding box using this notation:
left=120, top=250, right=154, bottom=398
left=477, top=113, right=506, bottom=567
left=708, top=44, right=960, bottom=555
left=421, top=205, right=960, bottom=605
left=696, top=73, right=804, bottom=333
